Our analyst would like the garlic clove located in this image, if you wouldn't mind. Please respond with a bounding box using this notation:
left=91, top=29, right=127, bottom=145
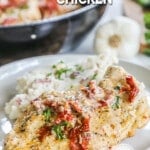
left=94, top=16, right=141, bottom=59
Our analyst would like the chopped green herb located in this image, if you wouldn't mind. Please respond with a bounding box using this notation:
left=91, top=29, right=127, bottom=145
left=70, top=72, right=79, bottom=79
left=55, top=68, right=72, bottom=79
left=114, top=86, right=121, bottom=90
left=70, top=85, right=74, bottom=89
left=52, top=61, right=64, bottom=69
left=43, top=108, right=52, bottom=122
left=75, top=64, right=84, bottom=72
left=20, top=4, right=28, bottom=9
left=52, top=121, right=68, bottom=140
left=60, top=121, right=68, bottom=126
left=46, top=73, right=52, bottom=77
left=52, top=64, right=56, bottom=69
left=59, top=60, right=64, bottom=64
left=144, top=13, right=150, bottom=29
left=112, top=96, right=120, bottom=110
left=91, top=72, right=98, bottom=80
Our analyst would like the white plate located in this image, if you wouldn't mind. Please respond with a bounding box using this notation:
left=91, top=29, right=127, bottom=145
left=0, top=55, right=150, bottom=150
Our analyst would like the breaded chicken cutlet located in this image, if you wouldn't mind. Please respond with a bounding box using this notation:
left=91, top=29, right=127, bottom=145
left=4, top=66, right=150, bottom=150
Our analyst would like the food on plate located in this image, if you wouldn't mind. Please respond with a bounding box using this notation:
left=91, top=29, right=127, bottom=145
left=94, top=16, right=141, bottom=58
left=0, top=0, right=80, bottom=26
left=5, top=54, right=117, bottom=120
left=4, top=55, right=150, bottom=150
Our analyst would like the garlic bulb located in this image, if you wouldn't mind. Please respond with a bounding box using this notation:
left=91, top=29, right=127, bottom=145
left=94, top=16, right=141, bottom=58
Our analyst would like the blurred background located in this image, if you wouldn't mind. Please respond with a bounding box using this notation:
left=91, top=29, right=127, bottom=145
left=0, top=0, right=149, bottom=68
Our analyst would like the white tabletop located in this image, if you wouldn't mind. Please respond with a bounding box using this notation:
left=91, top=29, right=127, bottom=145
left=72, top=0, right=150, bottom=69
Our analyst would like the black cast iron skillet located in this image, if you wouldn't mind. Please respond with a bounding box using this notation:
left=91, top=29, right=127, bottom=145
left=0, top=4, right=106, bottom=55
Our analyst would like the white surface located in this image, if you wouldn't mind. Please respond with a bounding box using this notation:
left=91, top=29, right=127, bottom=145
left=112, top=143, right=134, bottom=150
left=0, top=55, right=150, bottom=150
left=73, top=0, right=150, bottom=69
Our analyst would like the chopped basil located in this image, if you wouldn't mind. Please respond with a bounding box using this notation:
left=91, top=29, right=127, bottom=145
left=43, top=108, right=52, bottom=122
left=55, top=68, right=72, bottom=79
left=52, top=121, right=68, bottom=140
left=114, top=86, right=121, bottom=90
left=112, top=96, right=120, bottom=110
